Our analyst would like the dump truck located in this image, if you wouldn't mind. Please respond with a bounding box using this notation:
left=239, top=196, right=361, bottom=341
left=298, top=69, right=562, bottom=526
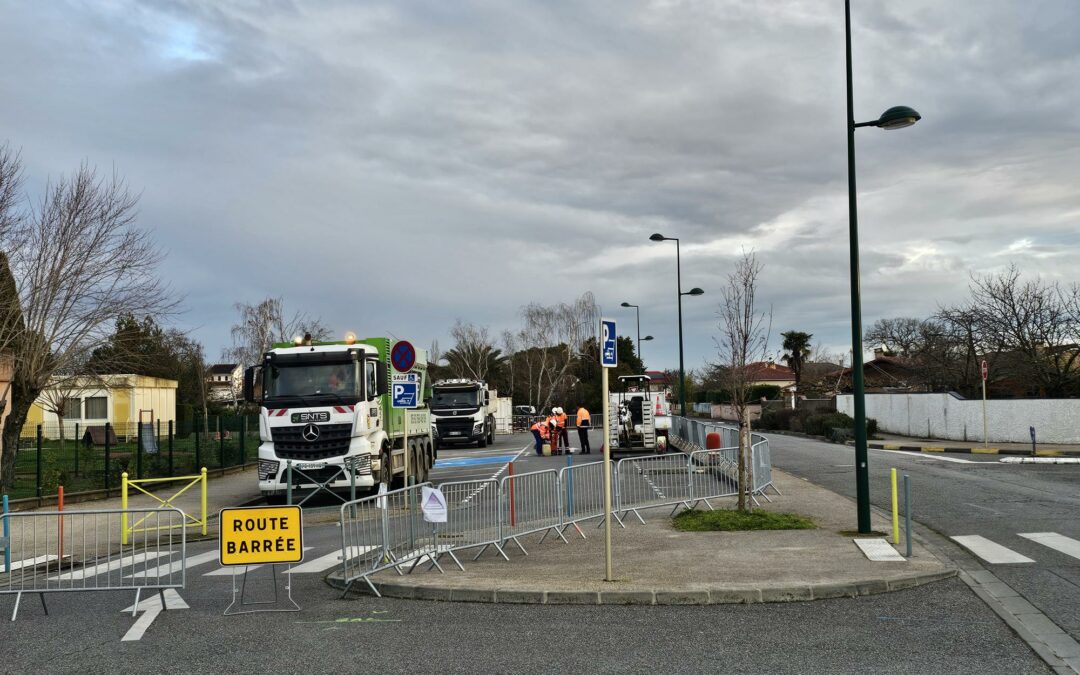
left=429, top=379, right=496, bottom=449
left=243, top=334, right=433, bottom=501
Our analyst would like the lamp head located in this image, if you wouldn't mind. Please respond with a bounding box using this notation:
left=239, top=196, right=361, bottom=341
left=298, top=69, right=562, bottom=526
left=876, top=106, right=921, bottom=130
left=642, top=335, right=654, bottom=341
left=649, top=233, right=667, bottom=242
left=687, top=287, right=705, bottom=296
left=620, top=302, right=632, bottom=308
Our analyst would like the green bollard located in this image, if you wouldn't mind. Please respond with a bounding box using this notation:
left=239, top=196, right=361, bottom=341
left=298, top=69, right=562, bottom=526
left=168, top=420, right=174, bottom=476
left=36, top=425, right=43, bottom=499
left=104, top=423, right=112, bottom=492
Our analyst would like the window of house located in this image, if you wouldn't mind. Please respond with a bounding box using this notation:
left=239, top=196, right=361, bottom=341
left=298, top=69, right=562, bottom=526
left=63, top=398, right=82, bottom=419
left=85, top=396, right=107, bottom=419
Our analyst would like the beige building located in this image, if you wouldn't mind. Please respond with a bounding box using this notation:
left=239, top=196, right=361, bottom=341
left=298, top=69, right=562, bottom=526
left=23, top=374, right=177, bottom=439
left=0, top=355, right=12, bottom=441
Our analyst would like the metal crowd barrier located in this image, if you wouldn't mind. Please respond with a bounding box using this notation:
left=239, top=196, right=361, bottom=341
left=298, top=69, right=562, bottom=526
left=559, top=460, right=623, bottom=534
left=1, top=507, right=187, bottom=620
left=616, top=455, right=694, bottom=524
left=688, top=448, right=740, bottom=509
left=437, top=479, right=508, bottom=561
left=499, top=469, right=567, bottom=554
left=750, top=434, right=780, bottom=502
left=339, top=482, right=461, bottom=598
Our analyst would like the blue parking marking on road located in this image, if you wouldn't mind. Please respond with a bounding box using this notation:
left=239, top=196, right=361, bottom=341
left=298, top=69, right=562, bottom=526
left=434, top=455, right=518, bottom=468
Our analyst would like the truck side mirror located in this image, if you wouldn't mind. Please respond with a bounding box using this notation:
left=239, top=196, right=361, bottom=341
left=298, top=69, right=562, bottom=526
left=243, top=366, right=261, bottom=403
left=376, top=366, right=388, bottom=397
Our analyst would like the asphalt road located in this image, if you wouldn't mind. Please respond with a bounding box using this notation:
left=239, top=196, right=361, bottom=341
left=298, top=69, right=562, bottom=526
left=768, top=432, right=1080, bottom=652
left=0, top=430, right=1060, bottom=673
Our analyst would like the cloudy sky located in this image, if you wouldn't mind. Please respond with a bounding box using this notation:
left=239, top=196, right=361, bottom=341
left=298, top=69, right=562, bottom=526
left=2, top=0, right=1078, bottom=372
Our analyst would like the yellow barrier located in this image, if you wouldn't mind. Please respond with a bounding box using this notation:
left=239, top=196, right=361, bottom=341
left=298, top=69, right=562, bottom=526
left=890, top=468, right=900, bottom=545
left=122, top=468, right=208, bottom=545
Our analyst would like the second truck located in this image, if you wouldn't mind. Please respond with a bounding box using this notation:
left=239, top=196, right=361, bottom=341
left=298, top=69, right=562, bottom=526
left=429, top=379, right=496, bottom=449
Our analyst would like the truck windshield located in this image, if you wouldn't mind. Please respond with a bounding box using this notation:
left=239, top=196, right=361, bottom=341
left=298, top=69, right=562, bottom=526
left=432, top=390, right=480, bottom=408
left=265, top=362, right=360, bottom=402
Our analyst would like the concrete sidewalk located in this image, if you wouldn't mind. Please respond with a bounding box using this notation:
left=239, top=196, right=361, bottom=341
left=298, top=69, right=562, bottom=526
left=327, top=468, right=956, bottom=605
left=869, top=433, right=1080, bottom=457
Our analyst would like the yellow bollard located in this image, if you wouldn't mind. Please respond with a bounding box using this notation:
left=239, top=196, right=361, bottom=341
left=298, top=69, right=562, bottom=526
left=890, top=468, right=900, bottom=545
left=200, top=467, right=208, bottom=536
left=121, top=471, right=129, bottom=545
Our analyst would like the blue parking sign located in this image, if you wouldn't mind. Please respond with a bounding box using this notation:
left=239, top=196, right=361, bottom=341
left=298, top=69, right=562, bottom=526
left=600, top=318, right=617, bottom=368
left=392, top=382, right=418, bottom=408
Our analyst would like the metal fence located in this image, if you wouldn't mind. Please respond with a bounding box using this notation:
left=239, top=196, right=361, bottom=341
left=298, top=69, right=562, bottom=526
left=438, top=479, right=507, bottom=561
left=338, top=483, right=462, bottom=598
left=10, top=416, right=258, bottom=501
left=1, top=506, right=187, bottom=620
left=559, top=460, right=622, bottom=532
left=500, top=469, right=567, bottom=554
left=616, top=455, right=694, bottom=523
left=669, top=417, right=778, bottom=503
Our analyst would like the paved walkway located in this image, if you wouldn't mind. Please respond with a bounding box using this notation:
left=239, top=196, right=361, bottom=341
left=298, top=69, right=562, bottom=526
left=327, top=468, right=955, bottom=605
left=872, top=433, right=1080, bottom=456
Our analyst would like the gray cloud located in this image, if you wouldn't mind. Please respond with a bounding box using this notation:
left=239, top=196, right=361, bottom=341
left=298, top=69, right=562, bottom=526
left=1, top=0, right=1077, bottom=370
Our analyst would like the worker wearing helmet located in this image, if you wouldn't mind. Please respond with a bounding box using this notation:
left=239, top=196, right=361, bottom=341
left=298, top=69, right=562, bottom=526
left=554, top=407, right=570, bottom=450
left=547, top=411, right=561, bottom=455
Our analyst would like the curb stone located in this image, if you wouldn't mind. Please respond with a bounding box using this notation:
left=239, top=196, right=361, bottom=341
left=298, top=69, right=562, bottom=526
left=326, top=569, right=956, bottom=605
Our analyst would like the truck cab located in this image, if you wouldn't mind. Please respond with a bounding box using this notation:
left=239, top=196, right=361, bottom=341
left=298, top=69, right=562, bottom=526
left=429, top=379, right=496, bottom=449
left=244, top=335, right=433, bottom=501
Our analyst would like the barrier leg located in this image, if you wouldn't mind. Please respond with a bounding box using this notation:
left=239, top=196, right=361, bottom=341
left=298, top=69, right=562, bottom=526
left=132, top=588, right=142, bottom=617
left=11, top=591, right=21, bottom=621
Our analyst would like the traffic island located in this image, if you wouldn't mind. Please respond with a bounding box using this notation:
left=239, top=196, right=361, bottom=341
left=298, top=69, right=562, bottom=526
left=325, top=469, right=956, bottom=605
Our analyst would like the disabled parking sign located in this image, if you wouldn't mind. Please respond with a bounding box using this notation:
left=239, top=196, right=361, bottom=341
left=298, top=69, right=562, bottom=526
left=392, top=382, right=418, bottom=408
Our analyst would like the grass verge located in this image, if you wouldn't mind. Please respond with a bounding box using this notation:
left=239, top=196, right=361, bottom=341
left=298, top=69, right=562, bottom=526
left=672, top=509, right=816, bottom=532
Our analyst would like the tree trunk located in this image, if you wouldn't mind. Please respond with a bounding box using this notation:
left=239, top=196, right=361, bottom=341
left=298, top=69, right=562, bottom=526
left=1, top=378, right=40, bottom=489
left=736, top=405, right=748, bottom=512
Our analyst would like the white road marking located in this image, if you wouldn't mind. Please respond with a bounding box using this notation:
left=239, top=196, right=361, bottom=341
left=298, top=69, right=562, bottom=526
left=126, top=550, right=220, bottom=579
left=203, top=547, right=313, bottom=576
left=122, top=607, right=162, bottom=642
left=121, top=588, right=189, bottom=613
left=120, top=589, right=189, bottom=642
left=286, top=546, right=377, bottom=574
left=5, top=554, right=60, bottom=571
left=51, top=551, right=174, bottom=581
left=1000, top=457, right=1080, bottom=465
left=951, top=535, right=1035, bottom=564
left=854, top=538, right=906, bottom=562
left=1019, top=532, right=1080, bottom=561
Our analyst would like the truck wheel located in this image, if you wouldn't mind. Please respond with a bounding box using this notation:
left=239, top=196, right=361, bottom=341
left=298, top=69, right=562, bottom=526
left=426, top=442, right=434, bottom=470
left=477, top=435, right=487, bottom=448
left=413, top=445, right=427, bottom=483
left=378, top=447, right=392, bottom=488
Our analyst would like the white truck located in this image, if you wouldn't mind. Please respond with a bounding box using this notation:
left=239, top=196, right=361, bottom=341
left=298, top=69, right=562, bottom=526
left=429, top=379, right=496, bottom=449
left=243, top=335, right=434, bottom=502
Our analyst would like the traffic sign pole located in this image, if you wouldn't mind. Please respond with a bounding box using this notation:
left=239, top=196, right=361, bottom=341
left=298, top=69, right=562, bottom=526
left=981, top=359, right=988, bottom=448
left=600, top=317, right=617, bottom=582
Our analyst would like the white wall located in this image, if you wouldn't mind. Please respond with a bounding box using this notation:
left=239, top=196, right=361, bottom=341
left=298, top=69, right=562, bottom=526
left=837, top=393, right=1080, bottom=444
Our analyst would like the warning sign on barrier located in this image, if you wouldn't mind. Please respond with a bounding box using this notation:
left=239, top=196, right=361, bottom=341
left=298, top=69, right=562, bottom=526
left=219, top=506, right=304, bottom=566
left=421, top=486, right=447, bottom=523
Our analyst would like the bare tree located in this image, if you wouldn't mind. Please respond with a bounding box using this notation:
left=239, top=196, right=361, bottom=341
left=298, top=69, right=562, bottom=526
left=715, top=251, right=771, bottom=512
left=223, top=297, right=330, bottom=368
left=517, top=292, right=598, bottom=412
left=0, top=161, right=177, bottom=487
left=864, top=317, right=925, bottom=357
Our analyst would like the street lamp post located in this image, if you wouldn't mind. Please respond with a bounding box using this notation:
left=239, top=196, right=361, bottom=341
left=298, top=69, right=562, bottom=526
left=619, top=302, right=656, bottom=371
left=650, top=233, right=704, bottom=415
left=845, top=0, right=921, bottom=533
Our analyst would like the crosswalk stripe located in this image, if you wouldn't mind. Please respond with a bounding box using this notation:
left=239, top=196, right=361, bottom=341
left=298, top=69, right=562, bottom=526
left=51, top=551, right=175, bottom=581
left=854, top=538, right=906, bottom=562
left=126, top=550, right=220, bottom=579
left=6, top=555, right=61, bottom=572
left=285, top=546, right=377, bottom=574
left=951, top=535, right=1035, bottom=564
left=1019, top=532, right=1080, bottom=561
left=202, top=547, right=314, bottom=576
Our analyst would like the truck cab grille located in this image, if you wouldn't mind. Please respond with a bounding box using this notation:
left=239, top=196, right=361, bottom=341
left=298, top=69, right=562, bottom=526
left=271, top=423, right=352, bottom=460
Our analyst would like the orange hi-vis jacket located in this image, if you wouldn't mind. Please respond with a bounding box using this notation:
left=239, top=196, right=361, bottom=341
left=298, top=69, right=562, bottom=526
left=530, top=420, right=550, bottom=439
left=555, top=412, right=568, bottom=428
left=575, top=407, right=591, bottom=426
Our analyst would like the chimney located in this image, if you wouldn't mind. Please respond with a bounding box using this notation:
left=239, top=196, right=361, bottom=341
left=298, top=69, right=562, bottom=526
left=873, top=347, right=884, bottom=358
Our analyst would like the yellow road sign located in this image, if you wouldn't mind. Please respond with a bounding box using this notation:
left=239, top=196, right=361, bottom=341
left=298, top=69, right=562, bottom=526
left=219, top=506, right=304, bottom=566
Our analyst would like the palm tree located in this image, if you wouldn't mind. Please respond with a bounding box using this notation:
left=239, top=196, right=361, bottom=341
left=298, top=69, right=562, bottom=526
left=781, top=331, right=813, bottom=409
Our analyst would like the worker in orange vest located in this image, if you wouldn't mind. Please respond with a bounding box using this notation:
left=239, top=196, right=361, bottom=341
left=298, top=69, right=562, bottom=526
left=554, top=407, right=570, bottom=450
left=547, top=412, right=561, bottom=455
left=530, top=419, right=549, bottom=456
left=575, top=405, right=591, bottom=454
